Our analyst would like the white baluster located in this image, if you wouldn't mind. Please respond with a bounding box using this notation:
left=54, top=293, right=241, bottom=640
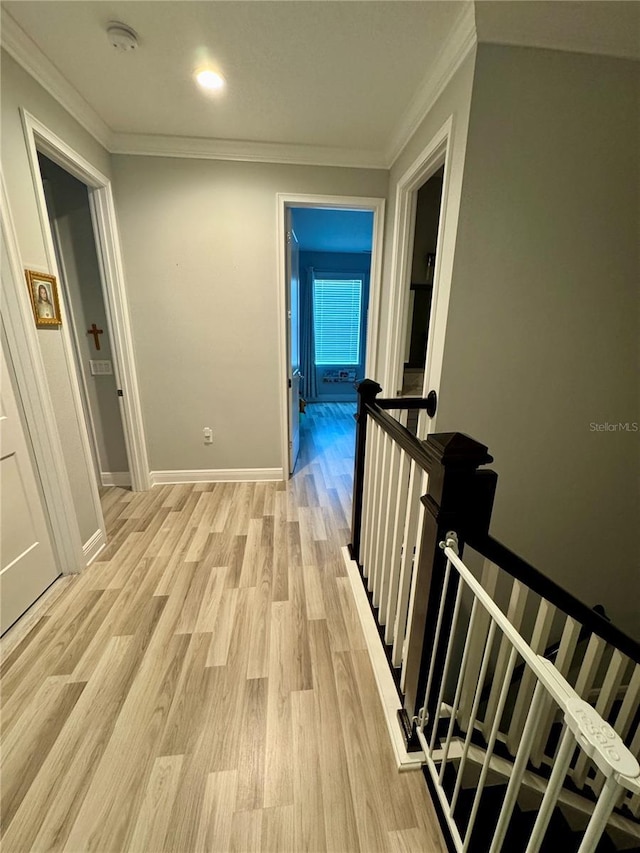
left=371, top=431, right=391, bottom=602
left=359, top=419, right=375, bottom=574
left=374, top=434, right=397, bottom=612
left=394, top=462, right=425, bottom=670
left=383, top=448, right=410, bottom=644
left=451, top=619, right=497, bottom=814
left=417, top=558, right=452, bottom=729
left=612, top=663, right=640, bottom=742
left=429, top=574, right=464, bottom=752
left=363, top=423, right=382, bottom=586
left=571, top=634, right=607, bottom=789
left=483, top=580, right=528, bottom=739
left=507, top=599, right=556, bottom=754
left=439, top=597, right=480, bottom=781
left=531, top=615, right=581, bottom=767
left=575, top=648, right=628, bottom=790
left=525, top=725, right=576, bottom=853
left=458, top=560, right=499, bottom=731
left=489, top=680, right=550, bottom=853
left=577, top=775, right=624, bottom=853
left=463, top=647, right=519, bottom=852
left=574, top=634, right=607, bottom=698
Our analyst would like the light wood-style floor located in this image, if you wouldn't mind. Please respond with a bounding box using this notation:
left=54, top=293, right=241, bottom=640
left=0, top=403, right=446, bottom=853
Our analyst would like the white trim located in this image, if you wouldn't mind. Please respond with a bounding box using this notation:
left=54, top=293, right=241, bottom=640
left=42, top=186, right=103, bottom=484
left=0, top=174, right=84, bottom=575
left=1, top=9, right=112, bottom=150
left=342, top=547, right=425, bottom=772
left=20, top=113, right=107, bottom=551
left=111, top=133, right=387, bottom=170
left=101, top=471, right=132, bottom=488
left=150, top=468, right=283, bottom=485
left=1, top=5, right=474, bottom=172
left=382, top=119, right=455, bottom=432
left=83, top=529, right=106, bottom=565
left=276, top=193, right=386, bottom=478
left=385, top=3, right=477, bottom=166
left=88, top=183, right=151, bottom=490
left=21, top=110, right=151, bottom=492
left=1, top=7, right=385, bottom=171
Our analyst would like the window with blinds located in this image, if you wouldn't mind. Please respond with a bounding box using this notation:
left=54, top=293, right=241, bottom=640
left=313, top=277, right=363, bottom=365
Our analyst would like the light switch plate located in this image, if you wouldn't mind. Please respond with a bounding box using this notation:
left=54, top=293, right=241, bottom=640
left=90, top=359, right=113, bottom=376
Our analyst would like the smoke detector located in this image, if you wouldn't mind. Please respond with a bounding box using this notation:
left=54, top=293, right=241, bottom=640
left=106, top=22, right=138, bottom=52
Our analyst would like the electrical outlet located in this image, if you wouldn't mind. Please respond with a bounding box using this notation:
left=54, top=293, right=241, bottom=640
left=203, top=427, right=213, bottom=445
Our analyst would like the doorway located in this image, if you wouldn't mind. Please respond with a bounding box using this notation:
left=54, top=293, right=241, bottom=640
left=38, top=155, right=130, bottom=492
left=401, top=166, right=444, bottom=397
left=22, top=110, right=150, bottom=510
left=278, top=195, right=385, bottom=477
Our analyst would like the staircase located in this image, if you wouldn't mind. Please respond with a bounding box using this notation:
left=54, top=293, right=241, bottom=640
left=438, top=763, right=631, bottom=853
left=346, top=380, right=640, bottom=853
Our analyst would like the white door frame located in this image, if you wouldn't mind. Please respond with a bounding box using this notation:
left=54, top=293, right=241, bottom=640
left=21, top=110, right=150, bottom=500
left=43, top=180, right=103, bottom=487
left=1, top=173, right=83, bottom=574
left=382, top=117, right=455, bottom=436
left=276, top=193, right=386, bottom=478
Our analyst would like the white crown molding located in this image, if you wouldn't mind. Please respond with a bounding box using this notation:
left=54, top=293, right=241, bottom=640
left=110, top=132, right=388, bottom=170
left=1, top=3, right=475, bottom=172
left=384, top=1, right=477, bottom=167
left=150, top=468, right=284, bottom=485
left=1, top=8, right=113, bottom=150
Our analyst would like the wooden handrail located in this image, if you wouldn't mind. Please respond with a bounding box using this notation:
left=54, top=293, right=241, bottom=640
left=349, top=378, right=640, bottom=742
left=464, top=532, right=640, bottom=665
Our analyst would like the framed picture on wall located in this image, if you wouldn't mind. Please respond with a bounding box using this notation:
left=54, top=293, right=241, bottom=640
left=25, top=270, right=62, bottom=328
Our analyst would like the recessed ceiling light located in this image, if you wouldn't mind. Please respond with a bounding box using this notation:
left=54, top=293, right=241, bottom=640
left=195, top=69, right=225, bottom=91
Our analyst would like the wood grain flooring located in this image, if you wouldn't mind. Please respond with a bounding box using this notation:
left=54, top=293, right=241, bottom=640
left=0, top=403, right=446, bottom=852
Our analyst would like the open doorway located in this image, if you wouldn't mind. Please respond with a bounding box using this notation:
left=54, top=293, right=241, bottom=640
left=38, top=155, right=130, bottom=495
left=401, top=166, right=444, bottom=397
left=290, top=207, right=373, bottom=474
left=278, top=195, right=385, bottom=478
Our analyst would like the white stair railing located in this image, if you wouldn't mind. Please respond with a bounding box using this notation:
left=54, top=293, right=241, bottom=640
left=415, top=532, right=640, bottom=853
left=349, top=386, right=640, bottom=843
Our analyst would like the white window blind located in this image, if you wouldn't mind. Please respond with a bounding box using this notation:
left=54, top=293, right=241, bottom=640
left=313, top=277, right=362, bottom=365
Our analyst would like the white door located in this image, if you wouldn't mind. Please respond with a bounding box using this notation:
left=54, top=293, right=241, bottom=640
left=286, top=214, right=301, bottom=474
left=0, top=332, right=60, bottom=634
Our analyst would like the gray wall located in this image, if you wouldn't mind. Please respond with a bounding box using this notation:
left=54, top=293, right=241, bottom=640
left=111, top=155, right=388, bottom=473
left=1, top=49, right=110, bottom=548
left=438, top=44, right=640, bottom=638
left=39, top=156, right=129, bottom=476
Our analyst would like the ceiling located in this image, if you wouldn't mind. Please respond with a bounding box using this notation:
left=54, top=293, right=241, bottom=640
left=2, top=2, right=638, bottom=168
left=291, top=208, right=373, bottom=254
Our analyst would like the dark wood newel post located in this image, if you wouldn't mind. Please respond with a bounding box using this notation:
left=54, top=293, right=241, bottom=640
left=349, top=378, right=382, bottom=566
left=401, top=433, right=497, bottom=742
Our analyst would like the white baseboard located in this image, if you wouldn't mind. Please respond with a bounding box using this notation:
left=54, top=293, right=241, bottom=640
left=150, top=468, right=284, bottom=486
left=83, top=528, right=106, bottom=566
left=342, top=546, right=425, bottom=772
left=101, top=471, right=132, bottom=487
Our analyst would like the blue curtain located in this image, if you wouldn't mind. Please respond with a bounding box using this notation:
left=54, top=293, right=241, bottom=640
left=300, top=267, right=318, bottom=401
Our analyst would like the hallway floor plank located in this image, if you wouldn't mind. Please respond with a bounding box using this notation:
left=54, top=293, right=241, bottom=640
left=0, top=403, right=446, bottom=852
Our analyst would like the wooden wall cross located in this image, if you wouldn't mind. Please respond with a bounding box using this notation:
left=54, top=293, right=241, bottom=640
left=87, top=323, right=104, bottom=351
